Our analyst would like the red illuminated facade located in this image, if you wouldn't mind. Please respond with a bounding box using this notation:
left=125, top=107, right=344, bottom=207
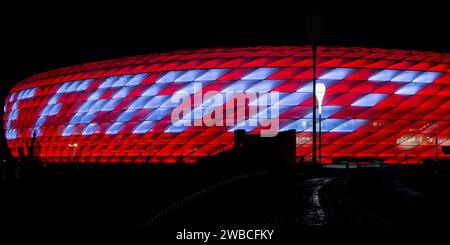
left=3, top=46, right=450, bottom=164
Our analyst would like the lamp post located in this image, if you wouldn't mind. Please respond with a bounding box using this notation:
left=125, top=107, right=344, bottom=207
left=306, top=12, right=323, bottom=166
left=68, top=143, right=78, bottom=162
left=316, top=83, right=326, bottom=166
left=435, top=137, right=439, bottom=161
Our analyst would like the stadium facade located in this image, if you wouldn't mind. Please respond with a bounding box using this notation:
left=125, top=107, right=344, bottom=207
left=3, top=46, right=450, bottom=164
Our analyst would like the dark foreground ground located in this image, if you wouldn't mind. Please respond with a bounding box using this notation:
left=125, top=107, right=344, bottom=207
left=0, top=164, right=449, bottom=241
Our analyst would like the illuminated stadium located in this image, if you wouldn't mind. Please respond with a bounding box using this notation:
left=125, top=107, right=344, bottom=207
left=3, top=46, right=450, bottom=164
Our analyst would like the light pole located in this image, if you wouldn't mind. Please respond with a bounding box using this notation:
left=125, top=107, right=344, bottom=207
left=306, top=12, right=323, bottom=166
left=435, top=137, right=439, bottom=161
left=316, top=83, right=326, bottom=166
left=68, top=143, right=78, bottom=162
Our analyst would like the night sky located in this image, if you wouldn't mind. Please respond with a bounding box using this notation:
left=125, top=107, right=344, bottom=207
left=1, top=0, right=449, bottom=156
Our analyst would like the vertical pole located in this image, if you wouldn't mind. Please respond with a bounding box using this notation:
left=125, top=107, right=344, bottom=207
left=312, top=45, right=317, bottom=166
left=319, top=112, right=322, bottom=167
left=71, top=146, right=76, bottom=170
left=436, top=137, right=439, bottom=161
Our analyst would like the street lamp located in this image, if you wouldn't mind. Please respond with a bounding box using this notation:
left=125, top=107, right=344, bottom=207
left=68, top=143, right=78, bottom=162
left=435, top=137, right=439, bottom=161
left=316, top=83, right=326, bottom=166
left=306, top=11, right=323, bottom=166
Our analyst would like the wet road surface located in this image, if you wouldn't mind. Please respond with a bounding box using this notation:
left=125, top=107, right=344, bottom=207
left=259, top=177, right=334, bottom=225
left=151, top=174, right=392, bottom=226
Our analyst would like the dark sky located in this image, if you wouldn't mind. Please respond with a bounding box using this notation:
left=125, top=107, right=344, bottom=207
left=0, top=0, right=449, bottom=156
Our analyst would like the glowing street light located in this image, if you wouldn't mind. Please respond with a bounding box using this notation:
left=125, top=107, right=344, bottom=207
left=316, top=83, right=326, bottom=115
left=68, top=143, right=78, bottom=163
left=315, top=83, right=326, bottom=166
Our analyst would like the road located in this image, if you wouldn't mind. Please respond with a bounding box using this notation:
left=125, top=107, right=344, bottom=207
left=258, top=175, right=390, bottom=225
left=155, top=170, right=448, bottom=226
left=259, top=177, right=333, bottom=225
left=149, top=173, right=391, bottom=226
left=268, top=171, right=449, bottom=226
